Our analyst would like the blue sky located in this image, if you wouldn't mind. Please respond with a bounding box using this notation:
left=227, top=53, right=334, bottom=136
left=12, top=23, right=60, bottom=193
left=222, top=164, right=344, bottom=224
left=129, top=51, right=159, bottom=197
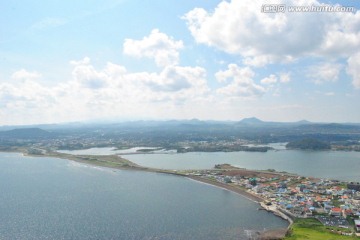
left=1, top=0, right=360, bottom=125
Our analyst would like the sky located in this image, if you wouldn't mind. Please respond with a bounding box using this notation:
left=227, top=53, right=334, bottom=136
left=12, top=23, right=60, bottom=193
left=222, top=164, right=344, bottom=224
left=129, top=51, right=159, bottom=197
left=1, top=0, right=360, bottom=125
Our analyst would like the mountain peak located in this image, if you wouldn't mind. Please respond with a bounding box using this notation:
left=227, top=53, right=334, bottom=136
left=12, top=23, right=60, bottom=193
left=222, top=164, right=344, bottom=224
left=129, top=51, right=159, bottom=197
left=296, top=120, right=311, bottom=124
left=239, top=117, right=264, bottom=124
left=0, top=128, right=52, bottom=139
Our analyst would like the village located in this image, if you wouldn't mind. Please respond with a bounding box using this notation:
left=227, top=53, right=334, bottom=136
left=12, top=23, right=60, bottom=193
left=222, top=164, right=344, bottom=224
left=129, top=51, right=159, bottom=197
left=184, top=164, right=360, bottom=237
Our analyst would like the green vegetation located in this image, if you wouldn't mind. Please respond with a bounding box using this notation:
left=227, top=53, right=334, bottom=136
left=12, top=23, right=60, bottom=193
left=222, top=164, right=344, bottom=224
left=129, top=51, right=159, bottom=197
left=136, top=148, right=161, bottom=153
left=286, top=138, right=331, bottom=150
left=284, top=218, right=356, bottom=240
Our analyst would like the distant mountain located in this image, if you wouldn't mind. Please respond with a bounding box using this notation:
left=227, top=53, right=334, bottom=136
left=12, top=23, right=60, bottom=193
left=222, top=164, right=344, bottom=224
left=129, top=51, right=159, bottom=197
left=236, top=117, right=288, bottom=127
left=295, top=123, right=360, bottom=133
left=0, top=128, right=53, bottom=139
left=239, top=117, right=314, bottom=126
left=238, top=117, right=264, bottom=125
left=296, top=120, right=311, bottom=124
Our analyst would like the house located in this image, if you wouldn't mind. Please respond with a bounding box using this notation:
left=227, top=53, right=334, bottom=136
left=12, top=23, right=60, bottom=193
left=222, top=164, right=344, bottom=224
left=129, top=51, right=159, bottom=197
left=324, top=203, right=333, bottom=212
left=330, top=207, right=342, bottom=216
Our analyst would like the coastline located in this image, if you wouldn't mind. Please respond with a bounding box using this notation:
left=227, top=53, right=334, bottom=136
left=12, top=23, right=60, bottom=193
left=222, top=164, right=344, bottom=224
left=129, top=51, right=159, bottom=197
left=186, top=175, right=263, bottom=203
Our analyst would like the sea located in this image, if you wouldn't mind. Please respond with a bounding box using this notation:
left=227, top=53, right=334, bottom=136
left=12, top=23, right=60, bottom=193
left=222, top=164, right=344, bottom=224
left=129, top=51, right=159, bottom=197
left=0, top=152, right=288, bottom=240
left=60, top=145, right=360, bottom=182
left=124, top=150, right=360, bottom=182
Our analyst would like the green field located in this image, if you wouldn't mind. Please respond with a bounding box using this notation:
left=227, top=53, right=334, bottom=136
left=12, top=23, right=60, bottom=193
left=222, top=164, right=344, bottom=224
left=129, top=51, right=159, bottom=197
left=284, top=218, right=357, bottom=240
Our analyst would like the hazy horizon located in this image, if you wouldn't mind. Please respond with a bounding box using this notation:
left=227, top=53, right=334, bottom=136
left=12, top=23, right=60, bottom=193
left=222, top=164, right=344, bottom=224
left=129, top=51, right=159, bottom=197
left=1, top=116, right=360, bottom=128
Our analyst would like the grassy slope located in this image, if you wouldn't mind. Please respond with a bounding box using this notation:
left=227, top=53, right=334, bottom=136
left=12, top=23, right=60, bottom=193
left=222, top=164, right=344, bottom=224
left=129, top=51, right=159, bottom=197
left=284, top=218, right=357, bottom=240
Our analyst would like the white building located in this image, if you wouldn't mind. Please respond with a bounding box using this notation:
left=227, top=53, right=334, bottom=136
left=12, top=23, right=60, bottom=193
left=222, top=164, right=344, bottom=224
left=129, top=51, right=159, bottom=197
left=355, top=219, right=360, bottom=232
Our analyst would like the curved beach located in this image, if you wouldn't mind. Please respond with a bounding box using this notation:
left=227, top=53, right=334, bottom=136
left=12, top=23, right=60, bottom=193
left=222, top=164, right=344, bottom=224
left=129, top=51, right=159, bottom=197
left=186, top=175, right=264, bottom=203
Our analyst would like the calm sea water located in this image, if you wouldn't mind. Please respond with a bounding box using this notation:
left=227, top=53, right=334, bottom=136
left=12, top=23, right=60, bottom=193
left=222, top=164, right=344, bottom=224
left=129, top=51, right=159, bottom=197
left=58, top=147, right=161, bottom=155
left=124, top=150, right=360, bottom=182
left=0, top=153, right=287, bottom=240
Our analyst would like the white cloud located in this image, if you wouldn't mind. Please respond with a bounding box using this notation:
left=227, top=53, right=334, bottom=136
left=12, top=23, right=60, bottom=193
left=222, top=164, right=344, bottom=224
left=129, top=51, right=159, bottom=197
left=183, top=0, right=360, bottom=88
left=105, top=62, right=127, bottom=77
left=123, top=29, right=184, bottom=67
left=11, top=69, right=42, bottom=81
left=128, top=65, right=207, bottom=93
left=183, top=0, right=360, bottom=67
left=0, top=57, right=212, bottom=125
left=347, top=52, right=360, bottom=88
left=307, top=62, right=342, bottom=84
left=183, top=0, right=360, bottom=89
left=69, top=58, right=128, bottom=90
left=71, top=58, right=111, bottom=89
left=215, top=64, right=254, bottom=83
left=261, top=74, right=278, bottom=85
left=0, top=79, right=55, bottom=113
left=216, top=64, right=265, bottom=98
left=243, top=56, right=286, bottom=68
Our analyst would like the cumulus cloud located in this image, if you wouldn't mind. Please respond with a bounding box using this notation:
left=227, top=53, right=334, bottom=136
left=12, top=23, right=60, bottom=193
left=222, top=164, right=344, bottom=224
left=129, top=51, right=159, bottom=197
left=261, top=74, right=278, bottom=85
left=71, top=59, right=109, bottom=89
left=183, top=0, right=360, bottom=86
left=0, top=78, right=56, bottom=116
left=243, top=56, right=288, bottom=68
left=347, top=52, right=360, bottom=88
left=69, top=58, right=128, bottom=90
left=216, top=64, right=265, bottom=98
left=1, top=57, right=211, bottom=124
left=183, top=0, right=360, bottom=61
left=69, top=58, right=208, bottom=98
left=128, top=65, right=207, bottom=93
left=123, top=29, right=184, bottom=67
left=307, top=62, right=342, bottom=84
left=258, top=72, right=291, bottom=91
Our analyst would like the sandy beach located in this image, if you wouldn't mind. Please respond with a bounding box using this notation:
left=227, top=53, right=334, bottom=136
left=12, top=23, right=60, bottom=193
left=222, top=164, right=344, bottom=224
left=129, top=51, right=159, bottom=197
left=186, top=175, right=264, bottom=202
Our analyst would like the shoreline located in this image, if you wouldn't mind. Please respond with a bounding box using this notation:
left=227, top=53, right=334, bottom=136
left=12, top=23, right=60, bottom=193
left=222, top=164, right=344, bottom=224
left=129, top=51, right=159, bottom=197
left=185, top=175, right=264, bottom=203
